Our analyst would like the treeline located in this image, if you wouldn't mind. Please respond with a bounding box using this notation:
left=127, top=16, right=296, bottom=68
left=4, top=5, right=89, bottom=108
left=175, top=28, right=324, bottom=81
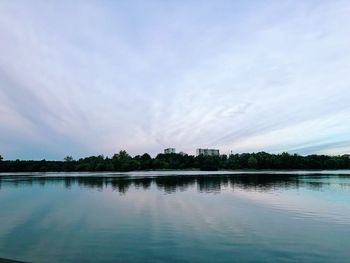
left=1, top=151, right=350, bottom=172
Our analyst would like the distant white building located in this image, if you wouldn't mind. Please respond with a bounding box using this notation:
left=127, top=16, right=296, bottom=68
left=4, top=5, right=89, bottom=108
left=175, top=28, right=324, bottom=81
left=164, top=148, right=176, bottom=154
left=196, top=148, right=220, bottom=156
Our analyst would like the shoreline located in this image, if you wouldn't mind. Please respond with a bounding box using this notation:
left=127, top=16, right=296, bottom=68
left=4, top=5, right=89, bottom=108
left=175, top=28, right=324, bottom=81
left=1, top=169, right=350, bottom=177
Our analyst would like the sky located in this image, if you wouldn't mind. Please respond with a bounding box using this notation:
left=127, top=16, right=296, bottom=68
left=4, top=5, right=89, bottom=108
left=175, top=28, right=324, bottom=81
left=1, top=0, right=350, bottom=160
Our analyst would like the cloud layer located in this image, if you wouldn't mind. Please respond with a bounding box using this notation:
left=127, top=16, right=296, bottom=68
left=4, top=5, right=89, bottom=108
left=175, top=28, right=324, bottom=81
left=1, top=0, right=350, bottom=159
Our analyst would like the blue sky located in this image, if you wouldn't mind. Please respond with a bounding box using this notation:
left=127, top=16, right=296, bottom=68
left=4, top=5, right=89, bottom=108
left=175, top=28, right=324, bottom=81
left=1, top=0, right=350, bottom=160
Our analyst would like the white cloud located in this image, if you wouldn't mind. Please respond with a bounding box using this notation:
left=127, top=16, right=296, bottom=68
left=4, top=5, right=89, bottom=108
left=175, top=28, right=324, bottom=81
left=0, top=0, right=350, bottom=159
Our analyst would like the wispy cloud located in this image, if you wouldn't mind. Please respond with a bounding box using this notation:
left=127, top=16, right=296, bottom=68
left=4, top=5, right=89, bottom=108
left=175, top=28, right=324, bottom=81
left=0, top=0, right=350, bottom=159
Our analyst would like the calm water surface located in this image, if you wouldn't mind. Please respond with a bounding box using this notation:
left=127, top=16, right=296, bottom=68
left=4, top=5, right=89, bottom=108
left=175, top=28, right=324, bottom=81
left=0, top=171, right=349, bottom=262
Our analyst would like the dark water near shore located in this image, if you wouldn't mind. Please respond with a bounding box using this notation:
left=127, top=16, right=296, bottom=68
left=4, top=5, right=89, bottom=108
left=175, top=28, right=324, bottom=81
left=0, top=171, right=349, bottom=262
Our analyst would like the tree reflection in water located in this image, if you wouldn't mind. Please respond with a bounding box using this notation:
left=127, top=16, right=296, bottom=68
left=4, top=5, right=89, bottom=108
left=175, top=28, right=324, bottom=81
left=1, top=173, right=349, bottom=194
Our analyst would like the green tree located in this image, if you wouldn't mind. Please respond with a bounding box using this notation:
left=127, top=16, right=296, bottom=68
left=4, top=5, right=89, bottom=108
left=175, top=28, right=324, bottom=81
left=64, top=156, right=74, bottom=162
left=0, top=155, right=3, bottom=161
left=140, top=153, right=152, bottom=170
left=248, top=156, right=258, bottom=169
left=63, top=156, right=75, bottom=171
left=112, top=150, right=134, bottom=171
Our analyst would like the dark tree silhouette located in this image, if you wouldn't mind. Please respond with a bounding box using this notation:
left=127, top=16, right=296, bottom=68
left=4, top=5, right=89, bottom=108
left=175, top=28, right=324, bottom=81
left=0, top=151, right=349, bottom=173
left=64, top=156, right=74, bottom=162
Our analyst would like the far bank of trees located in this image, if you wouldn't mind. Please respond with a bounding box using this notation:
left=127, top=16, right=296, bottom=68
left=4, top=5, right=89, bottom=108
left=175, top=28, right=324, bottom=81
left=1, top=151, right=350, bottom=172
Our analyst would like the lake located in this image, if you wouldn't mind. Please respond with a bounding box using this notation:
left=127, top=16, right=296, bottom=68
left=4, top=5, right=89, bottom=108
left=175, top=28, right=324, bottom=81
left=0, top=171, right=349, bottom=262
